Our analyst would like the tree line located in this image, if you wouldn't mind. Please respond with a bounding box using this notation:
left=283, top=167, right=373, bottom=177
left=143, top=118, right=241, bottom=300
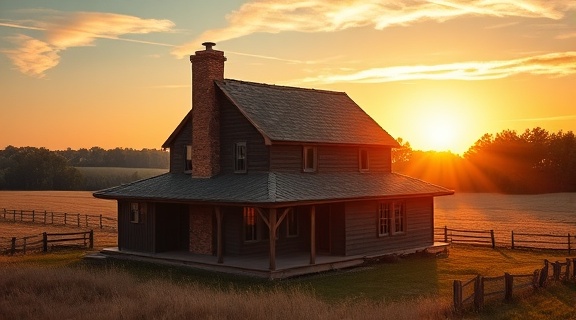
left=0, top=146, right=168, bottom=190
left=393, top=128, right=576, bottom=194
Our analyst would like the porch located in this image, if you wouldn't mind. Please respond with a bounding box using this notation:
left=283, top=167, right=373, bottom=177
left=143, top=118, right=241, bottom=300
left=100, top=242, right=449, bottom=280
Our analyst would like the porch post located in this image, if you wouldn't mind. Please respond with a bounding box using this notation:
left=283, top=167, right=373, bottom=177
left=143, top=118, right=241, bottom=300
left=215, top=206, right=223, bottom=264
left=310, top=205, right=316, bottom=265
left=269, top=208, right=277, bottom=271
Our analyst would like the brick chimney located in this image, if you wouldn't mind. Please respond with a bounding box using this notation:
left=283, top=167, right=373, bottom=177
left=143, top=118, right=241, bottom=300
left=190, top=42, right=226, bottom=178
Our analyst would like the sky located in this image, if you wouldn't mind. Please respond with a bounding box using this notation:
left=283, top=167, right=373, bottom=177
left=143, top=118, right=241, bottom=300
left=1, top=0, right=575, bottom=155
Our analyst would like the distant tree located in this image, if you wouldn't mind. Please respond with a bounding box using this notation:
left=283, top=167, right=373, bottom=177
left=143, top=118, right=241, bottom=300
left=0, top=146, right=83, bottom=190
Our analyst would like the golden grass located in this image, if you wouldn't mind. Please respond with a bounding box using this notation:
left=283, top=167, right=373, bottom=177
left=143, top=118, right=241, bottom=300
left=0, top=266, right=452, bottom=320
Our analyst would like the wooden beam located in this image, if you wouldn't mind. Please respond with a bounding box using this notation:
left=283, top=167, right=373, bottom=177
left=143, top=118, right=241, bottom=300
left=215, top=206, right=223, bottom=264
left=269, top=208, right=277, bottom=271
left=275, top=207, right=290, bottom=229
left=256, top=207, right=270, bottom=228
left=310, top=205, right=316, bottom=265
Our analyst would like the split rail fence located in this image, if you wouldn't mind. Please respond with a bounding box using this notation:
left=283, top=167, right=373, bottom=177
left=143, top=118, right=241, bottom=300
left=1, top=208, right=116, bottom=230
left=435, top=226, right=575, bottom=253
left=453, top=258, right=576, bottom=311
left=0, top=230, right=93, bottom=255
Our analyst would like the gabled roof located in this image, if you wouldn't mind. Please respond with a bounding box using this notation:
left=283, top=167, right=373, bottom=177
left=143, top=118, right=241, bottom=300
left=216, top=79, right=399, bottom=146
left=93, top=172, right=453, bottom=206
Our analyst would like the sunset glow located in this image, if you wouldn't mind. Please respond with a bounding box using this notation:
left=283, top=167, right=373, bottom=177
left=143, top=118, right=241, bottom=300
left=1, top=1, right=575, bottom=154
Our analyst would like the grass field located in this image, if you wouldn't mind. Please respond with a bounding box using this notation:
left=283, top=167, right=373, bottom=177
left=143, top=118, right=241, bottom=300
left=0, top=246, right=574, bottom=319
left=76, top=166, right=167, bottom=190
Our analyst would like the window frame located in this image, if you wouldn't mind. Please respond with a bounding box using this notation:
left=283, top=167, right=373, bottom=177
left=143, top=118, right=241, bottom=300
left=303, top=146, right=317, bottom=173
left=243, top=207, right=257, bottom=242
left=185, top=145, right=192, bottom=172
left=130, top=202, right=147, bottom=224
left=234, top=142, right=247, bottom=173
left=359, top=148, right=369, bottom=172
left=378, top=201, right=405, bottom=236
left=286, top=209, right=299, bottom=238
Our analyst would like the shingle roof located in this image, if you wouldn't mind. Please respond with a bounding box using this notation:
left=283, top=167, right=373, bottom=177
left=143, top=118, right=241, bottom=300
left=93, top=172, right=453, bottom=205
left=216, top=79, right=400, bottom=146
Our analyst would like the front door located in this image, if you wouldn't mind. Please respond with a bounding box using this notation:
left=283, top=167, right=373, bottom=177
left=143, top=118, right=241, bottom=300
left=315, top=205, right=331, bottom=254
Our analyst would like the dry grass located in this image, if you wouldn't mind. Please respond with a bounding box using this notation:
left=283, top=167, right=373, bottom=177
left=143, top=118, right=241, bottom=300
left=0, top=266, right=452, bottom=320
left=0, top=191, right=117, bottom=219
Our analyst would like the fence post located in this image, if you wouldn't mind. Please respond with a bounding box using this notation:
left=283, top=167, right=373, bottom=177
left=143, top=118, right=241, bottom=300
left=453, top=280, right=462, bottom=311
left=573, top=258, right=576, bottom=280
left=51, top=212, right=54, bottom=224
left=539, top=260, right=549, bottom=287
left=64, top=212, right=67, bottom=225
left=32, top=210, right=35, bottom=223
left=444, top=226, right=448, bottom=243
left=474, top=275, right=484, bottom=311
left=44, top=210, right=47, bottom=224
left=85, top=215, right=88, bottom=228
left=553, top=261, right=560, bottom=281
left=20, top=210, right=23, bottom=221
left=99, top=214, right=103, bottom=229
left=77, top=213, right=80, bottom=227
left=42, top=232, right=48, bottom=252
left=2, top=208, right=5, bottom=219
left=23, top=237, right=27, bottom=254
left=511, top=231, right=515, bottom=249
left=10, top=237, right=16, bottom=255
left=532, top=269, right=540, bottom=289
left=13, top=209, right=16, bottom=221
left=490, top=230, right=495, bottom=249
left=568, top=233, right=571, bottom=255
left=505, top=273, right=513, bottom=301
left=565, top=258, right=571, bottom=281
left=89, top=230, right=94, bottom=249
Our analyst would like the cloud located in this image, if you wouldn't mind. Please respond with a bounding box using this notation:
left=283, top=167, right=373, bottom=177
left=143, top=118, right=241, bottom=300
left=506, top=115, right=576, bottom=122
left=172, top=0, right=576, bottom=57
left=1, top=12, right=174, bottom=77
left=297, top=52, right=576, bottom=84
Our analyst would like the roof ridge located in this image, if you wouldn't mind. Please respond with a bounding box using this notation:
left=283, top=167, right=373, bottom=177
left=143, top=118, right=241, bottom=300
left=220, top=78, right=347, bottom=96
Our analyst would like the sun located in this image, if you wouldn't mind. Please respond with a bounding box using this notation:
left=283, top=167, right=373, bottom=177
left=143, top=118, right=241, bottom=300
left=425, top=114, right=458, bottom=151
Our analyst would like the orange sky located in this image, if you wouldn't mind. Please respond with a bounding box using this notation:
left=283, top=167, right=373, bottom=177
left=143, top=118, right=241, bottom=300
left=1, top=1, right=575, bottom=155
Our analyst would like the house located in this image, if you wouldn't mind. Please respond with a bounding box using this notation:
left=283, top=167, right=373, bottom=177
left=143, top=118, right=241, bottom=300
left=94, top=42, right=453, bottom=279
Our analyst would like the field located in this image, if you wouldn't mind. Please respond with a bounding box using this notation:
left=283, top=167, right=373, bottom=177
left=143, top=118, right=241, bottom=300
left=76, top=167, right=168, bottom=190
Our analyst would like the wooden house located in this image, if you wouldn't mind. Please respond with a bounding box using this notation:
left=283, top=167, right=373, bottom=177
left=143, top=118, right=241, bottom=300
left=94, top=42, right=453, bottom=278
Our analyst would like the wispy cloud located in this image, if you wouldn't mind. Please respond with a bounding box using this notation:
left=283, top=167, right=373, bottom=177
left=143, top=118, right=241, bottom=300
left=173, top=0, right=576, bottom=57
left=505, top=115, right=576, bottom=122
left=297, top=52, right=576, bottom=84
left=1, top=12, right=174, bottom=77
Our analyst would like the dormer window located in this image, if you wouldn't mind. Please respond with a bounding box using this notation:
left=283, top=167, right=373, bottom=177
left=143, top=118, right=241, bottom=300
left=359, top=148, right=369, bottom=172
left=234, top=142, right=247, bottom=173
left=303, top=146, right=317, bottom=172
left=185, top=145, right=192, bottom=172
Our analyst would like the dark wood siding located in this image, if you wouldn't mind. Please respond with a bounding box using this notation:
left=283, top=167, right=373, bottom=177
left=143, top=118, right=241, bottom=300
left=344, top=197, right=433, bottom=256
left=118, top=201, right=155, bottom=253
left=221, top=206, right=308, bottom=257
left=168, top=120, right=192, bottom=173
left=219, top=96, right=269, bottom=173
left=270, top=145, right=392, bottom=173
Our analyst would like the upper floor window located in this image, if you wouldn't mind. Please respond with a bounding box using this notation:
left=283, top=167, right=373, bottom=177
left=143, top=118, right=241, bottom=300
left=303, top=146, right=317, bottom=172
left=234, top=142, right=247, bottom=173
left=130, top=202, right=147, bottom=224
left=185, top=145, right=192, bottom=172
left=359, top=148, right=369, bottom=172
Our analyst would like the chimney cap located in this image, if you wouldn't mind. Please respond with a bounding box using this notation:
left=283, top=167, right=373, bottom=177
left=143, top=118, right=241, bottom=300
left=202, top=42, right=216, bottom=50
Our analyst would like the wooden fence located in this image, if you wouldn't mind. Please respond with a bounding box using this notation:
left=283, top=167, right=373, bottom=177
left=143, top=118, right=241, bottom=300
left=0, top=230, right=93, bottom=255
left=453, top=258, right=576, bottom=311
left=435, top=226, right=575, bottom=253
left=1, top=208, right=116, bottom=230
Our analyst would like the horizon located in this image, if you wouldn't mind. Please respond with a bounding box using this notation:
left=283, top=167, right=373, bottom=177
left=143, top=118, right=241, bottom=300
left=1, top=1, right=575, bottom=155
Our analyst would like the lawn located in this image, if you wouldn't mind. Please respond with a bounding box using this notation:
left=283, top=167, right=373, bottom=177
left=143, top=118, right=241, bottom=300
left=1, top=245, right=574, bottom=319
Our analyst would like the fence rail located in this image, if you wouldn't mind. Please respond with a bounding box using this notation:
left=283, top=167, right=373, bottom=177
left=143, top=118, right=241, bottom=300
left=453, top=258, right=576, bottom=311
left=1, top=208, right=116, bottom=230
left=435, top=226, right=575, bottom=253
left=0, top=230, right=93, bottom=255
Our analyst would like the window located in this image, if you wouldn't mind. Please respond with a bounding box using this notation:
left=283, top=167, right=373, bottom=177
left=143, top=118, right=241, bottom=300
left=394, top=202, right=406, bottom=234
left=185, top=145, right=192, bottom=171
left=130, top=202, right=147, bottom=224
left=234, top=142, right=247, bottom=173
left=286, top=209, right=298, bottom=237
left=378, top=201, right=405, bottom=236
left=378, top=203, right=391, bottom=236
left=303, top=146, right=317, bottom=172
left=243, top=207, right=257, bottom=241
left=359, top=149, right=369, bottom=172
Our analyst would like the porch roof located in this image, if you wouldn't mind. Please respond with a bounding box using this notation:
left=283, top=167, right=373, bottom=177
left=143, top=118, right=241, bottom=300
left=93, top=172, right=453, bottom=205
